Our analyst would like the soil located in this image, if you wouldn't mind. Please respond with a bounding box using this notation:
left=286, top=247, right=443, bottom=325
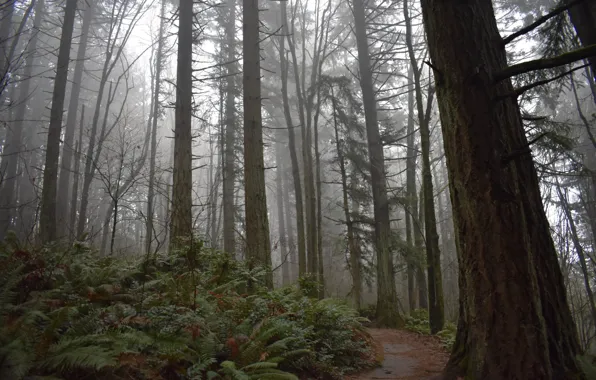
left=349, top=328, right=449, bottom=380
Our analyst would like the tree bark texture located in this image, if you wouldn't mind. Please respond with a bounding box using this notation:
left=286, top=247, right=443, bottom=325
left=568, top=0, right=596, bottom=79
left=170, top=0, right=194, bottom=248
left=420, top=0, right=584, bottom=378
left=40, top=0, right=77, bottom=244
left=243, top=0, right=272, bottom=287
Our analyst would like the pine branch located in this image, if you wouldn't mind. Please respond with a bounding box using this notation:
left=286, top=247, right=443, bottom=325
left=502, top=0, right=585, bottom=45
left=495, top=44, right=596, bottom=82
left=498, top=63, right=589, bottom=99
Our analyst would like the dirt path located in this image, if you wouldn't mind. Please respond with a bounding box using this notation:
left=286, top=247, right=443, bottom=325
left=349, top=329, right=449, bottom=380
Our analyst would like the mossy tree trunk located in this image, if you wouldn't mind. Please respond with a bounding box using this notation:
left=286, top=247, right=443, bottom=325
left=420, top=0, right=585, bottom=378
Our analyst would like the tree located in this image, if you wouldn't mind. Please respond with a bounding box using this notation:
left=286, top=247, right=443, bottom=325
left=243, top=0, right=272, bottom=287
left=170, top=0, right=194, bottom=247
left=351, top=0, right=403, bottom=327
left=420, top=0, right=589, bottom=377
left=403, top=0, right=443, bottom=333
left=568, top=0, right=596, bottom=79
left=39, top=0, right=78, bottom=244
left=222, top=0, right=237, bottom=256
left=146, top=0, right=166, bottom=254
left=0, top=0, right=44, bottom=240
left=56, top=0, right=94, bottom=238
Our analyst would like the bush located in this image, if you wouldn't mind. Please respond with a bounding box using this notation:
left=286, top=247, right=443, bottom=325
left=0, top=239, right=376, bottom=379
left=404, top=309, right=455, bottom=350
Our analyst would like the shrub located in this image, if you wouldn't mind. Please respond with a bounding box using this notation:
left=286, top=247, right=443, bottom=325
left=0, top=239, right=375, bottom=380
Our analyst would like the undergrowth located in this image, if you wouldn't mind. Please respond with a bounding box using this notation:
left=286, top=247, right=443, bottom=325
left=0, top=235, right=376, bottom=380
left=404, top=309, right=456, bottom=350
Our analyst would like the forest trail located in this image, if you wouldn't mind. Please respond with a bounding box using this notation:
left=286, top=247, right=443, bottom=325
left=350, top=328, right=449, bottom=380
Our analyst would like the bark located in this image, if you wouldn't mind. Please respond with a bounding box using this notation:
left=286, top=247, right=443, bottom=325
left=146, top=0, right=166, bottom=254
left=275, top=133, right=290, bottom=286
left=0, top=1, right=14, bottom=96
left=222, top=0, right=236, bottom=255
left=405, top=67, right=417, bottom=312
left=69, top=106, right=85, bottom=233
left=0, top=0, right=43, bottom=240
left=39, top=0, right=77, bottom=244
left=416, top=187, right=428, bottom=310
left=352, top=0, right=403, bottom=328
left=557, top=185, right=596, bottom=328
left=170, top=0, right=194, bottom=247
left=568, top=0, right=596, bottom=79
left=404, top=0, right=443, bottom=333
left=420, top=0, right=584, bottom=378
left=278, top=5, right=306, bottom=277
left=243, top=0, right=272, bottom=287
left=283, top=166, right=297, bottom=282
left=56, top=0, right=93, bottom=238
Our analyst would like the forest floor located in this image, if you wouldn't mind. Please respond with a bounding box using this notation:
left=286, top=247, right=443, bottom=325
left=349, top=328, right=449, bottom=380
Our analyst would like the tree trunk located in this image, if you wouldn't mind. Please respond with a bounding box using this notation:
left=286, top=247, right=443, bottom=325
left=568, top=0, right=596, bottom=79
left=243, top=0, right=272, bottom=287
left=420, top=0, right=584, bottom=377
left=222, top=0, right=237, bottom=256
left=275, top=133, right=290, bottom=286
left=278, top=5, right=306, bottom=278
left=170, top=0, right=194, bottom=248
left=557, top=184, right=596, bottom=328
left=56, top=0, right=93, bottom=238
left=352, top=0, right=403, bottom=328
left=416, top=187, right=428, bottom=310
left=69, top=106, right=85, bottom=233
left=331, top=87, right=361, bottom=309
left=283, top=166, right=297, bottom=282
left=404, top=0, right=444, bottom=333
left=39, top=0, right=77, bottom=244
left=146, top=0, right=166, bottom=255
left=405, top=67, right=417, bottom=312
left=0, top=0, right=44, bottom=240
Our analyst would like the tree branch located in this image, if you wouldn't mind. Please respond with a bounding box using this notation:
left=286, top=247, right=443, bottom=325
left=502, top=0, right=585, bottom=45
left=498, top=63, right=589, bottom=99
left=495, top=44, right=596, bottom=82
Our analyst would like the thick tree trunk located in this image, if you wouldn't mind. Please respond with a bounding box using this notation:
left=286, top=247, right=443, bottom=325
left=39, top=0, right=77, bottom=244
left=283, top=167, right=297, bottom=282
left=222, top=0, right=237, bottom=255
left=278, top=5, right=306, bottom=277
left=170, top=0, right=194, bottom=248
left=403, top=0, right=444, bottom=333
left=243, top=0, right=272, bottom=287
left=352, top=0, right=403, bottom=328
left=420, top=0, right=584, bottom=378
left=416, top=188, right=428, bottom=310
left=0, top=0, right=44, bottom=240
left=56, top=0, right=93, bottom=238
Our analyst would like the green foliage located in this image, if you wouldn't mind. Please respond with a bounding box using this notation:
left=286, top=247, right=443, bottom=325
left=0, top=239, right=375, bottom=379
left=404, top=309, right=456, bottom=350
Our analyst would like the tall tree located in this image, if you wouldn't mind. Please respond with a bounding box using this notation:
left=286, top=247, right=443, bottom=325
left=403, top=0, right=443, bottom=333
left=56, top=0, right=94, bottom=238
left=39, top=0, right=78, bottom=244
left=243, top=0, right=272, bottom=287
left=170, top=0, right=194, bottom=247
left=146, top=0, right=166, bottom=254
left=0, top=0, right=44, bottom=240
left=351, top=0, right=403, bottom=327
left=420, top=0, right=589, bottom=377
left=568, top=0, right=596, bottom=79
left=222, top=0, right=236, bottom=255
left=279, top=0, right=306, bottom=277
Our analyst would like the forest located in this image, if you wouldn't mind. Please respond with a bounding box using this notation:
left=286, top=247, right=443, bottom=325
left=0, top=0, right=595, bottom=379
